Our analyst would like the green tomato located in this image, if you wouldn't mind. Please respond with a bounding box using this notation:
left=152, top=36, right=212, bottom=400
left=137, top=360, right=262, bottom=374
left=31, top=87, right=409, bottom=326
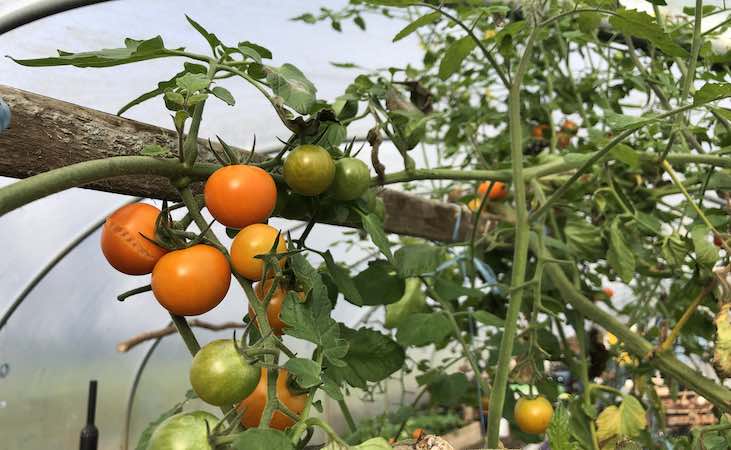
left=189, top=339, right=259, bottom=406
left=283, top=144, right=335, bottom=196
left=330, top=157, right=371, bottom=201
left=146, top=411, right=218, bottom=450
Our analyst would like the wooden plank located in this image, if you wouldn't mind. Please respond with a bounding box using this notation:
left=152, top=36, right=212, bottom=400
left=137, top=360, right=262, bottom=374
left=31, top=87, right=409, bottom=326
left=0, top=85, right=486, bottom=242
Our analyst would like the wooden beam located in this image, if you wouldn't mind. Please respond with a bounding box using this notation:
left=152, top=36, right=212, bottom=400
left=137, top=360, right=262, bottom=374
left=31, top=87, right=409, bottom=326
left=0, top=85, right=486, bottom=242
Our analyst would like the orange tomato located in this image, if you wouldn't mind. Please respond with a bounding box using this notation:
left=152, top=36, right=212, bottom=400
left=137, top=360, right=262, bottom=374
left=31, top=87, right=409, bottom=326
left=514, top=396, right=554, bottom=435
left=251, top=280, right=303, bottom=336
left=151, top=244, right=231, bottom=316
left=602, top=287, right=614, bottom=298
left=532, top=124, right=549, bottom=140
left=101, top=203, right=167, bottom=275
left=561, top=119, right=578, bottom=134
left=231, top=224, right=287, bottom=280
left=237, top=368, right=306, bottom=430
left=204, top=165, right=277, bottom=229
left=478, top=181, right=509, bottom=201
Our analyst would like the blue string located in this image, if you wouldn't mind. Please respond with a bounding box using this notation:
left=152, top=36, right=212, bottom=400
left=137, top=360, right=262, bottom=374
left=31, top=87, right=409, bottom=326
left=0, top=96, right=10, bottom=133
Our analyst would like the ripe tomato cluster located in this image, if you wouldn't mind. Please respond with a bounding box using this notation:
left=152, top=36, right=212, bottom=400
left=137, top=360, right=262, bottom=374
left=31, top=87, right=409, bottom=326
left=100, top=143, right=369, bottom=432
left=531, top=119, right=579, bottom=150
left=100, top=144, right=368, bottom=317
left=467, top=180, right=509, bottom=212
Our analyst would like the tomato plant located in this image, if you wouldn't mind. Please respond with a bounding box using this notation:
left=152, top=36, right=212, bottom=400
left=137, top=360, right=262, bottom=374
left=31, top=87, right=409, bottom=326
left=101, top=203, right=167, bottom=275
left=7, top=1, right=731, bottom=449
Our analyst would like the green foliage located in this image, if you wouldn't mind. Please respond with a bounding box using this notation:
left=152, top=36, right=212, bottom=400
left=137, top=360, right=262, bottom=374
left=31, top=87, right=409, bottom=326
left=327, top=326, right=405, bottom=388
left=595, top=395, right=647, bottom=447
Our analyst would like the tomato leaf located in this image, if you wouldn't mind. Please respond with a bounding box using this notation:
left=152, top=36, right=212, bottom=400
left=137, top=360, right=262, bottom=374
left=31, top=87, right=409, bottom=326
left=565, top=218, right=605, bottom=260
left=10, top=36, right=179, bottom=68
left=327, top=326, right=405, bottom=388
left=232, top=428, right=294, bottom=450
left=691, top=224, right=719, bottom=268
left=284, top=357, right=321, bottom=389
left=176, top=73, right=209, bottom=93
left=358, top=211, right=394, bottom=262
left=604, top=111, right=659, bottom=132
left=394, top=243, right=442, bottom=277
left=265, top=63, right=317, bottom=114
left=353, top=260, right=405, bottom=306
left=321, top=250, right=363, bottom=305
left=320, top=372, right=344, bottom=401
left=395, top=312, right=452, bottom=347
left=609, top=9, right=687, bottom=58
left=472, top=310, right=505, bottom=328
left=237, top=41, right=272, bottom=61
left=609, top=144, right=641, bottom=169
left=282, top=254, right=348, bottom=366
left=694, top=83, right=731, bottom=105
left=428, top=372, right=471, bottom=406
left=185, top=15, right=221, bottom=53
left=393, top=11, right=440, bottom=42
left=595, top=395, right=647, bottom=443
left=433, top=277, right=484, bottom=301
left=288, top=252, right=329, bottom=302
left=117, top=62, right=207, bottom=115
left=607, top=219, right=636, bottom=283
left=438, top=35, right=476, bottom=80
left=211, top=86, right=235, bottom=106
left=547, top=402, right=580, bottom=450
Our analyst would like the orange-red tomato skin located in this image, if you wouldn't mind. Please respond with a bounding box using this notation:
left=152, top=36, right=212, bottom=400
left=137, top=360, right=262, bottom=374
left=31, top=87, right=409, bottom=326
left=478, top=181, right=509, bottom=201
left=237, top=368, right=306, bottom=430
left=101, top=203, right=167, bottom=275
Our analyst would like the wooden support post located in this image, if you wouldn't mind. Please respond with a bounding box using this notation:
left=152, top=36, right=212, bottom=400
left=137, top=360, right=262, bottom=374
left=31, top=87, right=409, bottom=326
left=0, top=85, right=487, bottom=242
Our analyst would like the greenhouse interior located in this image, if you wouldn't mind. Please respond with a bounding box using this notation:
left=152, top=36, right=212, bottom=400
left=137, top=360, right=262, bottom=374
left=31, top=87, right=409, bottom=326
left=3, top=0, right=731, bottom=449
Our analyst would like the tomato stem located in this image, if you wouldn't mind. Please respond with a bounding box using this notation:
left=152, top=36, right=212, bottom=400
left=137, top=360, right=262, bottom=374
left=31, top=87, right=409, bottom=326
left=485, top=26, right=537, bottom=448
left=169, top=313, right=201, bottom=355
